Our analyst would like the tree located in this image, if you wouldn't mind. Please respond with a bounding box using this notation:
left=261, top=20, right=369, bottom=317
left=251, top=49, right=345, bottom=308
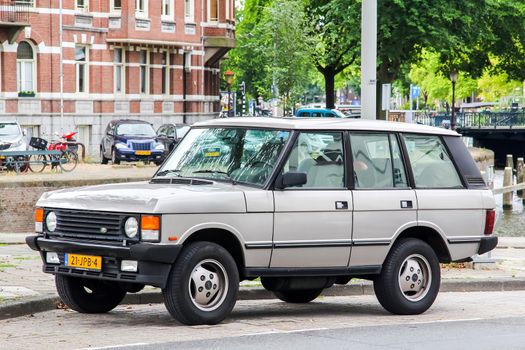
left=304, top=0, right=361, bottom=109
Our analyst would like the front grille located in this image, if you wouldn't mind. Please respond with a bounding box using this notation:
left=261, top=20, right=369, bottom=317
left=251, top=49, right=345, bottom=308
left=131, top=142, right=152, bottom=151
left=47, top=209, right=138, bottom=243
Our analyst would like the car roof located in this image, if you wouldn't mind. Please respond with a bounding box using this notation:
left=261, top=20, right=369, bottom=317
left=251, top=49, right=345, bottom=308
left=193, top=117, right=459, bottom=136
left=296, top=108, right=334, bottom=112
left=0, top=120, right=19, bottom=124
left=111, top=119, right=150, bottom=125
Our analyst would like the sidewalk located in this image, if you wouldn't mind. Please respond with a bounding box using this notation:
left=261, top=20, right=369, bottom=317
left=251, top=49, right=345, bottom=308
left=1, top=234, right=524, bottom=320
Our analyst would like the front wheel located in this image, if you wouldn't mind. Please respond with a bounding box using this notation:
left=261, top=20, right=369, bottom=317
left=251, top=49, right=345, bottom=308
left=374, top=238, right=440, bottom=315
left=55, top=275, right=126, bottom=313
left=59, top=150, right=78, bottom=172
left=163, top=242, right=239, bottom=325
left=274, top=289, right=323, bottom=303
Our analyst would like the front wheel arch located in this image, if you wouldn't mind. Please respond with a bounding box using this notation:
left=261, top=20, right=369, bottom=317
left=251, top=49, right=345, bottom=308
left=182, top=228, right=245, bottom=279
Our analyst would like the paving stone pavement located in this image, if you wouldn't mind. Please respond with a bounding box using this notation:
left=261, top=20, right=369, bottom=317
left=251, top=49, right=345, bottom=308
left=1, top=233, right=525, bottom=320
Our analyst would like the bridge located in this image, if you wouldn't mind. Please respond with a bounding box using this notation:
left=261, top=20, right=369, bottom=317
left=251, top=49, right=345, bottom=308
left=413, top=111, right=525, bottom=166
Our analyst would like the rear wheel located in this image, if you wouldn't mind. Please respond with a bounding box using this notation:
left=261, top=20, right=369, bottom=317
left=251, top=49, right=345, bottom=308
left=59, top=150, right=78, bottom=172
left=274, top=289, right=323, bottom=303
left=55, top=275, right=126, bottom=313
left=163, top=242, right=239, bottom=325
left=374, top=238, right=440, bottom=315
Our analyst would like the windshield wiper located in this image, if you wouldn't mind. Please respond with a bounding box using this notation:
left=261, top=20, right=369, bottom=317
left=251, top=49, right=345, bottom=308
left=192, top=170, right=237, bottom=184
left=156, top=169, right=182, bottom=177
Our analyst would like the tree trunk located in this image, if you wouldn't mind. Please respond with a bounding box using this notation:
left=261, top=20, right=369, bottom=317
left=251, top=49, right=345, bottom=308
left=324, top=69, right=336, bottom=109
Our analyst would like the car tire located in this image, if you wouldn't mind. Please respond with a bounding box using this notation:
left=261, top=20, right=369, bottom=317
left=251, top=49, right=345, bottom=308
left=373, top=238, right=440, bottom=315
left=274, top=289, right=323, bottom=303
left=163, top=242, right=239, bottom=325
left=55, top=275, right=126, bottom=313
left=100, top=148, right=109, bottom=165
left=111, top=148, right=120, bottom=165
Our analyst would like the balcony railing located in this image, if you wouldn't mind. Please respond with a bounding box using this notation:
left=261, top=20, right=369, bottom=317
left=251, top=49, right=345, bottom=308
left=0, top=0, right=31, bottom=24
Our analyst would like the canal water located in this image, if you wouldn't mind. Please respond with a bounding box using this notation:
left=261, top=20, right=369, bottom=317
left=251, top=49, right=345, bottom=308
left=493, top=169, right=525, bottom=237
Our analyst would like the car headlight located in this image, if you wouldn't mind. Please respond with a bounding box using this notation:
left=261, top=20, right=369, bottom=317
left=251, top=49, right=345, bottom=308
left=115, top=143, right=128, bottom=150
left=155, top=143, right=165, bottom=150
left=124, top=217, right=139, bottom=238
left=46, top=212, right=57, bottom=232
left=9, top=138, right=23, bottom=149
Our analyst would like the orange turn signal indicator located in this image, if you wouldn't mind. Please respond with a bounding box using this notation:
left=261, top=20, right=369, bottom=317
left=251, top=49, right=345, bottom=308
left=35, top=208, right=44, bottom=223
left=141, top=215, right=160, bottom=230
left=168, top=236, right=178, bottom=241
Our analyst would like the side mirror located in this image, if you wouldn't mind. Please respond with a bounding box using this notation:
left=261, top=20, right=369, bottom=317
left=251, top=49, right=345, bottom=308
left=276, top=172, right=307, bottom=189
left=22, top=129, right=27, bottom=136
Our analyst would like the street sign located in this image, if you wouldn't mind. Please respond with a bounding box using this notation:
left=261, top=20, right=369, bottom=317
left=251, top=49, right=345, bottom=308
left=382, top=84, right=391, bottom=111
left=411, top=85, right=421, bottom=99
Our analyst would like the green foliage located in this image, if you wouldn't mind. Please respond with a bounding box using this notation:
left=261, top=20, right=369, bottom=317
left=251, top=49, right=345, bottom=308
left=477, top=72, right=522, bottom=102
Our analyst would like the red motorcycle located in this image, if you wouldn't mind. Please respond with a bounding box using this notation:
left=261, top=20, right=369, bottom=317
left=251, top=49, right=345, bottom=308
left=29, top=131, right=79, bottom=173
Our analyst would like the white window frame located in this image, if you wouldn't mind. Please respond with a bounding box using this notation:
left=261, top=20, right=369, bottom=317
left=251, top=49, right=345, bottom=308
left=114, top=47, right=126, bottom=95
left=75, top=45, right=89, bottom=94
left=75, top=0, right=89, bottom=12
left=139, top=49, right=150, bottom=95
left=226, top=0, right=230, bottom=21
left=161, top=50, right=170, bottom=95
left=161, top=0, right=174, bottom=20
left=110, top=0, right=122, bottom=13
left=208, top=0, right=219, bottom=22
left=16, top=41, right=36, bottom=93
left=135, top=0, right=148, bottom=17
left=185, top=0, right=194, bottom=22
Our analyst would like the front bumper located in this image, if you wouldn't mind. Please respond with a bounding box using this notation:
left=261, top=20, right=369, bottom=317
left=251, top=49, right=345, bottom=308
left=115, top=149, right=165, bottom=162
left=26, top=235, right=181, bottom=288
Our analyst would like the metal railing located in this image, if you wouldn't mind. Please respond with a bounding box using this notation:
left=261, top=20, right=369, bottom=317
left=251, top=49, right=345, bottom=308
left=0, top=0, right=31, bottom=24
left=413, top=111, right=525, bottom=129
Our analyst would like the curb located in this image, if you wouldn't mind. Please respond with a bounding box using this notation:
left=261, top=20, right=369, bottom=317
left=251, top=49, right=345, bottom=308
left=2, top=278, right=525, bottom=321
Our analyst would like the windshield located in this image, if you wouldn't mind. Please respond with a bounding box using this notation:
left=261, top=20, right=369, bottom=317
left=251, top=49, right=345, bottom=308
left=157, top=127, right=291, bottom=186
left=116, top=123, right=156, bottom=137
left=176, top=126, right=190, bottom=138
left=0, top=123, right=21, bottom=136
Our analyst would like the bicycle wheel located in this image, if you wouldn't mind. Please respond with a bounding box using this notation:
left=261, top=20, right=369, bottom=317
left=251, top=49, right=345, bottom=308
left=59, top=150, right=78, bottom=172
left=29, top=154, right=48, bottom=173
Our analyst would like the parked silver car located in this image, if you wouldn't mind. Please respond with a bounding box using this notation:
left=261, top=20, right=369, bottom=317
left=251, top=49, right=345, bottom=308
left=27, top=117, right=497, bottom=325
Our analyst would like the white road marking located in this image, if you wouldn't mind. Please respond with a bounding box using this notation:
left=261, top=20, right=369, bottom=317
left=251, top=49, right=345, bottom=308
left=77, top=343, right=148, bottom=350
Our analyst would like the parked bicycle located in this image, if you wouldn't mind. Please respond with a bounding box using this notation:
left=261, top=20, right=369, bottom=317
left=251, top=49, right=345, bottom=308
left=28, top=134, right=78, bottom=173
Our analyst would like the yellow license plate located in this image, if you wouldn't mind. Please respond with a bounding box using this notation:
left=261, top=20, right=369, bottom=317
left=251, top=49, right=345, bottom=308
left=136, top=150, right=151, bottom=156
left=0, top=156, right=5, bottom=160
left=65, top=254, right=102, bottom=271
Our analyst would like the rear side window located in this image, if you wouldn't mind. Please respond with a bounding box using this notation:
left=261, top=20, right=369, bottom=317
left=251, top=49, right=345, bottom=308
left=350, top=133, right=408, bottom=189
left=298, top=112, right=310, bottom=117
left=403, top=134, right=463, bottom=189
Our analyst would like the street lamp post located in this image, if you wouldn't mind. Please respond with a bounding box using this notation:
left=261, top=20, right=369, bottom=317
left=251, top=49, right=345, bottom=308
left=450, top=70, right=459, bottom=130
left=224, top=70, right=234, bottom=117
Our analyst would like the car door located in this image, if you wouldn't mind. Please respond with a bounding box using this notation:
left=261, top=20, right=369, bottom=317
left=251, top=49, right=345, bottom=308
left=271, top=131, right=353, bottom=268
left=349, top=133, right=417, bottom=267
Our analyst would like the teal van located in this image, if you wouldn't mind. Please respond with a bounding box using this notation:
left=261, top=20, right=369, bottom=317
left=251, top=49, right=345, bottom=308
left=295, top=108, right=348, bottom=118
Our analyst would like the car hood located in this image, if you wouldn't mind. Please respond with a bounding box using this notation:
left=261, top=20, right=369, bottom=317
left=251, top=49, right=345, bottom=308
left=0, top=135, right=22, bottom=144
left=37, top=181, right=248, bottom=214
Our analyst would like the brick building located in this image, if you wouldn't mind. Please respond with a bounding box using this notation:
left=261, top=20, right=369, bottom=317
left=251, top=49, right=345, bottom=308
left=0, top=0, right=234, bottom=156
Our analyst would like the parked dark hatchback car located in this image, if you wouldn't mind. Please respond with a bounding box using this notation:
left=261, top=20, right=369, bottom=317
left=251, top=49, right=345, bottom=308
left=157, top=123, right=190, bottom=154
left=100, top=119, right=165, bottom=165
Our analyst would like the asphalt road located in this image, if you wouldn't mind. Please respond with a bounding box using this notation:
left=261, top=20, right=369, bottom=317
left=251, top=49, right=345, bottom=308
left=2, top=291, right=525, bottom=350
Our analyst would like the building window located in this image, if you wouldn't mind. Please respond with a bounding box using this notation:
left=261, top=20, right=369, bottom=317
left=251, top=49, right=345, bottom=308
left=136, top=0, right=148, bottom=16
left=114, top=48, right=125, bottom=94
left=161, top=51, right=170, bottom=95
left=162, top=0, right=174, bottom=18
left=208, top=0, right=218, bottom=22
left=15, top=0, right=35, bottom=6
left=16, top=41, right=35, bottom=93
left=139, top=50, right=150, bottom=94
left=185, top=0, right=194, bottom=21
left=111, top=0, right=122, bottom=12
left=75, top=46, right=89, bottom=93
left=76, top=0, right=88, bottom=11
left=226, top=0, right=230, bottom=20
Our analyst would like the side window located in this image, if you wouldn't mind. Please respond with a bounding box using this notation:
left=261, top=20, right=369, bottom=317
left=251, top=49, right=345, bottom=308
left=403, top=134, right=463, bottom=189
left=106, top=124, right=113, bottom=135
left=282, top=132, right=345, bottom=188
left=167, top=126, right=175, bottom=138
left=298, top=112, right=309, bottom=117
left=350, top=133, right=408, bottom=189
left=158, top=126, right=166, bottom=136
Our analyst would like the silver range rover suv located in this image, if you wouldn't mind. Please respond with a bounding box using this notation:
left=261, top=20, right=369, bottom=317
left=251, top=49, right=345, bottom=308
left=27, top=117, right=497, bottom=325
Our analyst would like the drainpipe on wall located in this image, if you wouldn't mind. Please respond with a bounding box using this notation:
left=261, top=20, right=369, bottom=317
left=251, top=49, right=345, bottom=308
left=183, top=52, right=187, bottom=124
left=59, top=0, right=64, bottom=133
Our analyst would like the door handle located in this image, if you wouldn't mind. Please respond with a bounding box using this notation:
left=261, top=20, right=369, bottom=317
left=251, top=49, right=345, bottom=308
left=335, top=201, right=348, bottom=210
left=400, top=200, right=413, bottom=209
